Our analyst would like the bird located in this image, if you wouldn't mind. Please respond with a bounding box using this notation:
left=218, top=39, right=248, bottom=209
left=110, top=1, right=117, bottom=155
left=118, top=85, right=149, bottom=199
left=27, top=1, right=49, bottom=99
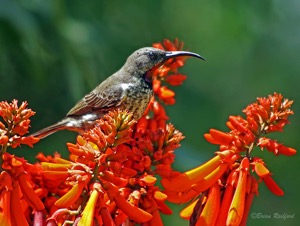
left=32, top=47, right=205, bottom=139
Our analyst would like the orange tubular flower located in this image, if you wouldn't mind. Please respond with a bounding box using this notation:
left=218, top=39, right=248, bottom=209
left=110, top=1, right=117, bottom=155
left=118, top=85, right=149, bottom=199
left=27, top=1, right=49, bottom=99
left=161, top=154, right=225, bottom=193
left=258, top=137, right=296, bottom=156
left=55, top=180, right=86, bottom=207
left=205, top=129, right=234, bottom=145
left=240, top=175, right=258, bottom=225
left=103, top=181, right=153, bottom=223
left=216, top=171, right=238, bottom=225
left=165, top=74, right=187, bottom=86
left=0, top=171, right=12, bottom=226
left=11, top=180, right=29, bottom=226
left=263, top=174, right=284, bottom=196
left=78, top=183, right=101, bottom=226
left=196, top=183, right=221, bottom=226
left=18, top=173, right=44, bottom=210
left=226, top=157, right=249, bottom=226
left=164, top=189, right=199, bottom=204
left=191, top=162, right=230, bottom=194
left=253, top=160, right=269, bottom=177
left=180, top=199, right=199, bottom=220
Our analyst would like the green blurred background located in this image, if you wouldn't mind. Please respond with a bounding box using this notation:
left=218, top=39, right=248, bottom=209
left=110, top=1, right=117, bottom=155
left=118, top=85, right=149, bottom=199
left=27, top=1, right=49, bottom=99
left=0, top=0, right=299, bottom=225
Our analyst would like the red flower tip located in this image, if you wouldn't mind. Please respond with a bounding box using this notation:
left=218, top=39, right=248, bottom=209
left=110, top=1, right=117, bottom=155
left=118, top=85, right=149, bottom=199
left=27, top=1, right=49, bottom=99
left=165, top=74, right=187, bottom=86
left=263, top=175, right=284, bottom=196
left=204, top=129, right=233, bottom=146
left=258, top=137, right=297, bottom=156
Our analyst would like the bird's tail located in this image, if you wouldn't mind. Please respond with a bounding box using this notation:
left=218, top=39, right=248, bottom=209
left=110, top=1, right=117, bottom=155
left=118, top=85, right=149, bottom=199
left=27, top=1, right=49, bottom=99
left=31, top=114, right=99, bottom=139
left=31, top=117, right=82, bottom=139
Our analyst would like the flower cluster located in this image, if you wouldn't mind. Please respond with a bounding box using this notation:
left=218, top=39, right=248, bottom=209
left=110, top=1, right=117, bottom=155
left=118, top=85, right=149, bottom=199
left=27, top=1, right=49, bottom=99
left=0, top=100, right=42, bottom=226
left=36, top=108, right=184, bottom=225
left=0, top=100, right=39, bottom=149
left=162, top=93, right=296, bottom=226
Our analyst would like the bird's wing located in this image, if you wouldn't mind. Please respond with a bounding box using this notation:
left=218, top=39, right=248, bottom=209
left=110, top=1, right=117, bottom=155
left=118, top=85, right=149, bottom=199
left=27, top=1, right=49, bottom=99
left=67, top=83, right=127, bottom=116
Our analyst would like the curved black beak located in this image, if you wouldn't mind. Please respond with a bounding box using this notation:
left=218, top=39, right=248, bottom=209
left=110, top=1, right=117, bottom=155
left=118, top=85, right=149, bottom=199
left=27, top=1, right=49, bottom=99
left=165, top=51, right=205, bottom=61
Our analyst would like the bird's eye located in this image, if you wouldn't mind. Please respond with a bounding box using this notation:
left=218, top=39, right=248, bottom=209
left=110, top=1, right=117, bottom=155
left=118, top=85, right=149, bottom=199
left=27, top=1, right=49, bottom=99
left=148, top=52, right=158, bottom=61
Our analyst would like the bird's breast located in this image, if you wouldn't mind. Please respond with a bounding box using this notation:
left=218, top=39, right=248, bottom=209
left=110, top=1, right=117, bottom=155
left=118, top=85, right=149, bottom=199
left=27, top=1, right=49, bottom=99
left=122, top=82, right=153, bottom=120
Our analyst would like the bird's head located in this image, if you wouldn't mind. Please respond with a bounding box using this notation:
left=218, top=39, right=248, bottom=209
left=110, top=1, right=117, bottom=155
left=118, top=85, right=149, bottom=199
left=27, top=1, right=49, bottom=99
left=124, top=47, right=205, bottom=76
